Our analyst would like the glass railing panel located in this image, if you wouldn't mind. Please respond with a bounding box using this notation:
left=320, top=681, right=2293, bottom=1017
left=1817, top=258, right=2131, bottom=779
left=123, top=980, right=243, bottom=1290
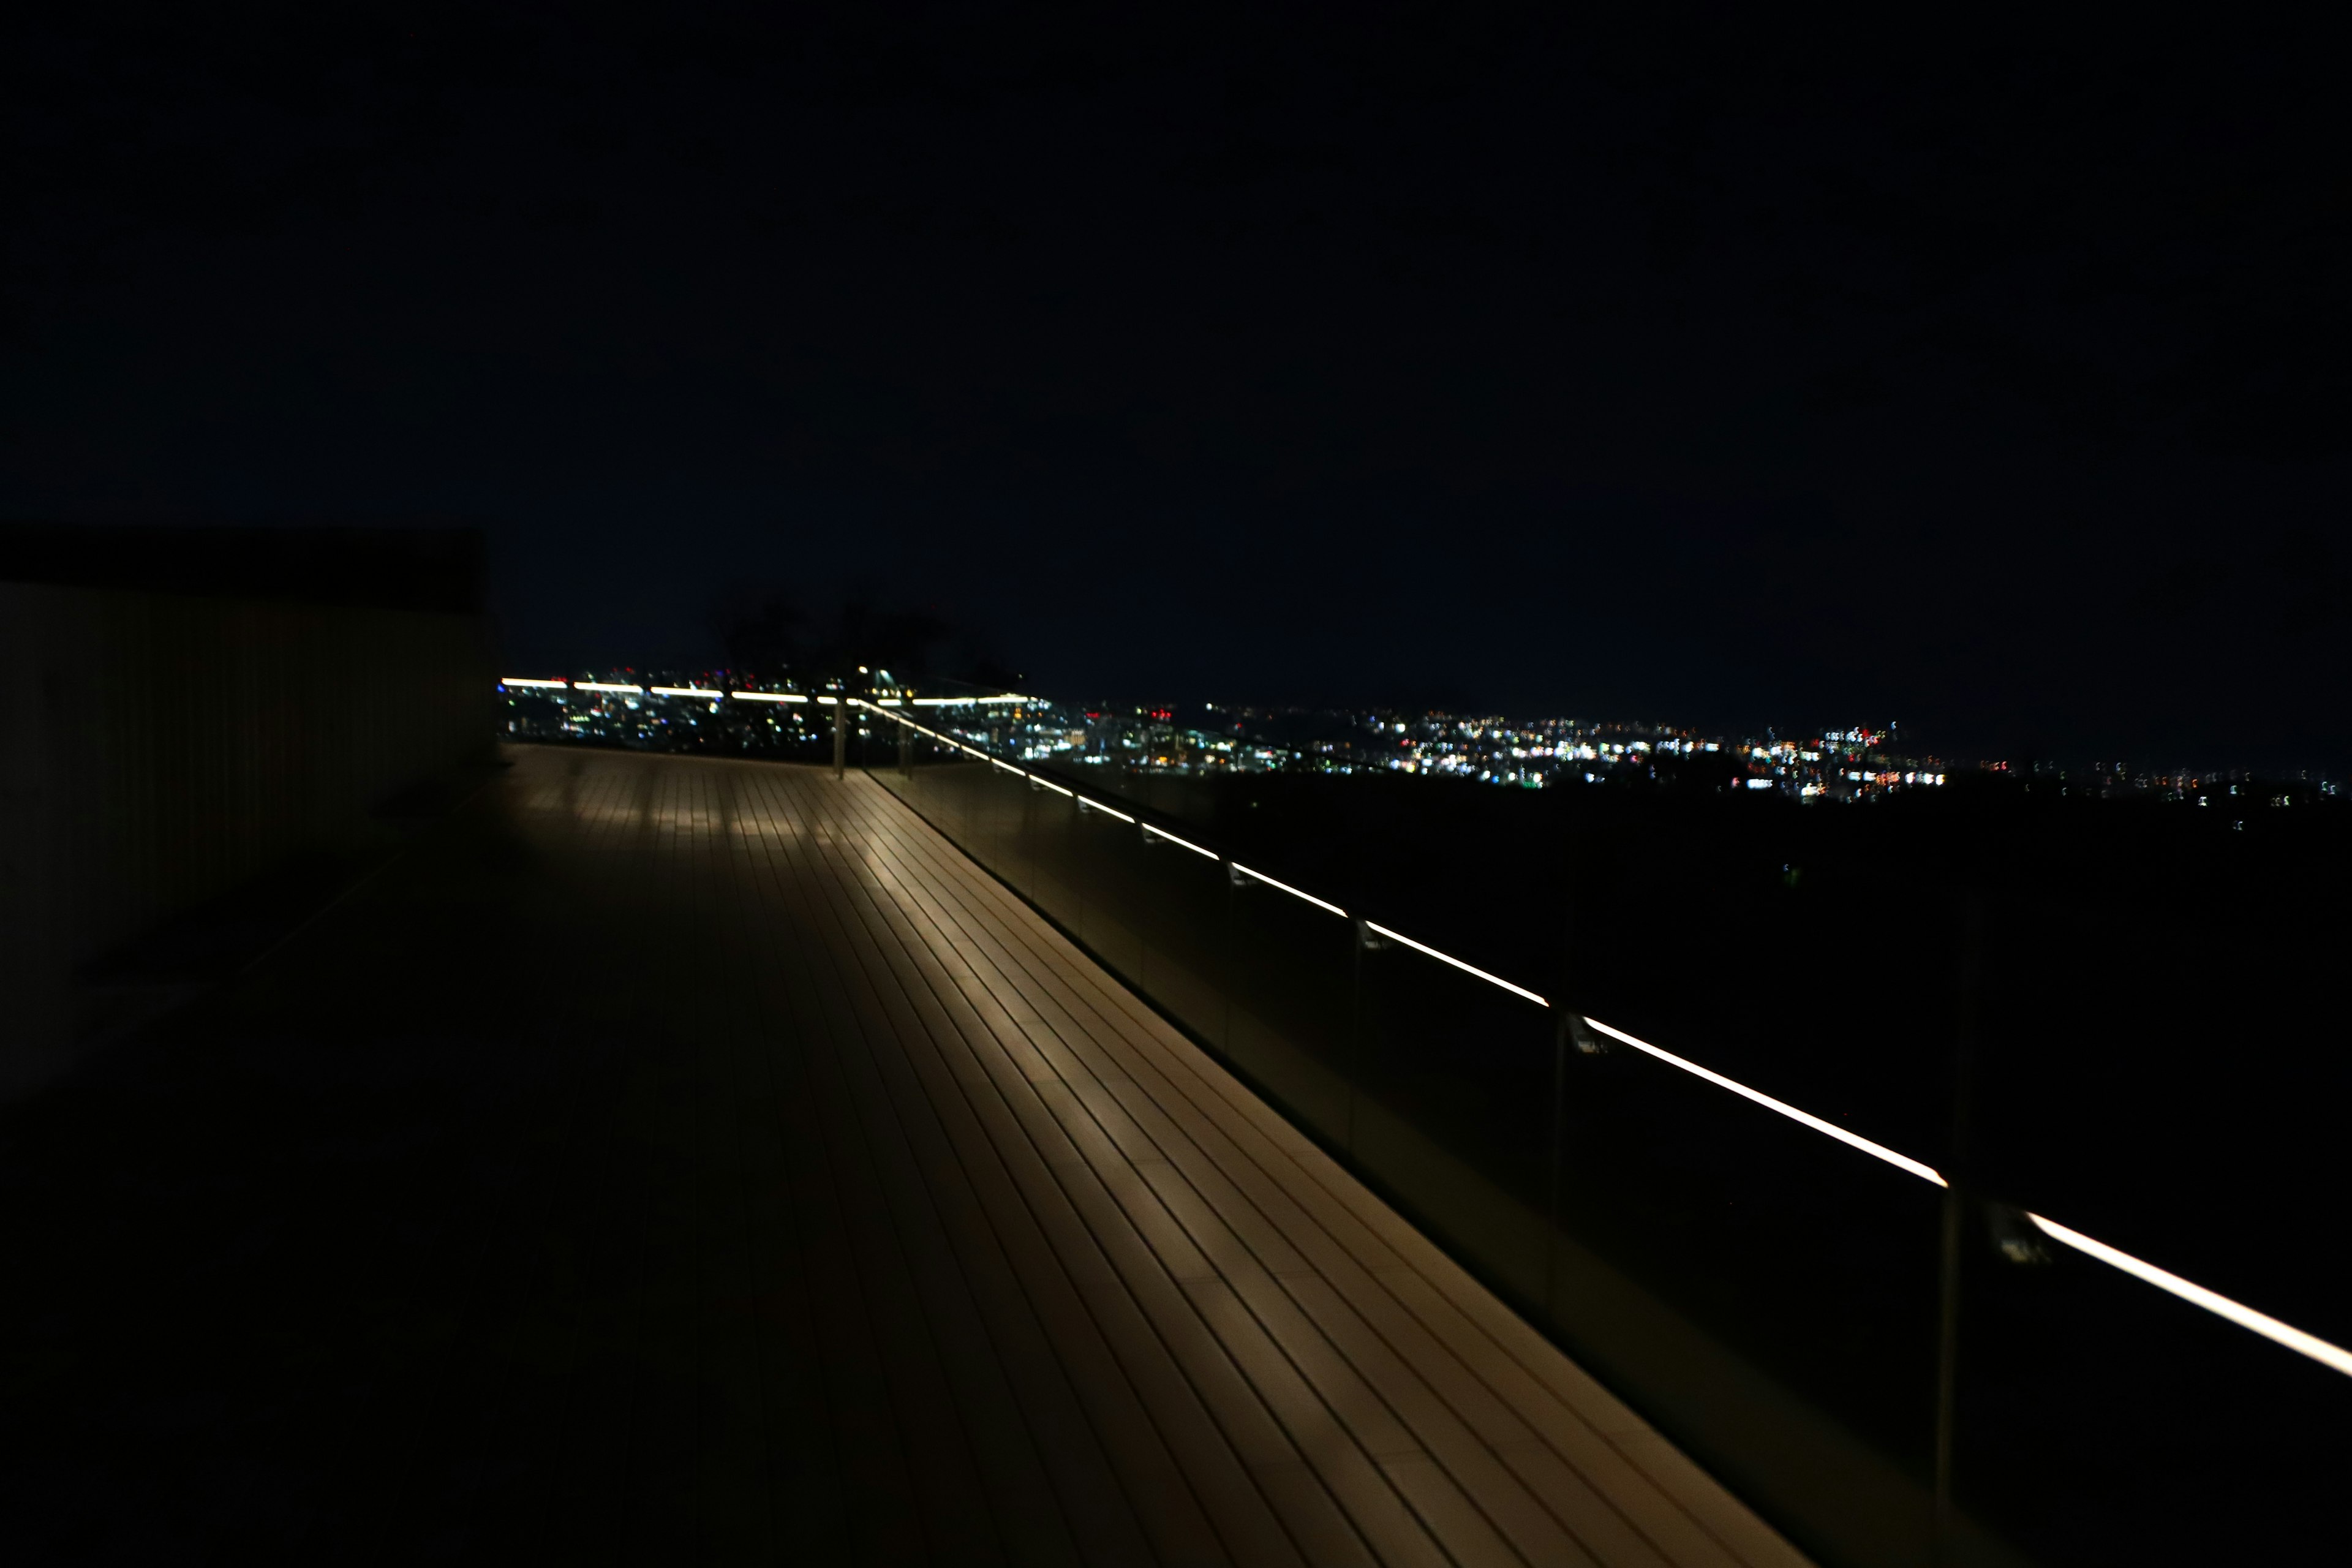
left=1551, top=1039, right=1948, bottom=1568
left=1954, top=1207, right=2342, bottom=1564
left=1120, top=829, right=1234, bottom=1051
left=999, top=775, right=1085, bottom=936
left=875, top=729, right=1015, bottom=896
left=1218, top=870, right=1357, bottom=1149
left=1352, top=941, right=1558, bottom=1306
left=1062, top=801, right=1152, bottom=989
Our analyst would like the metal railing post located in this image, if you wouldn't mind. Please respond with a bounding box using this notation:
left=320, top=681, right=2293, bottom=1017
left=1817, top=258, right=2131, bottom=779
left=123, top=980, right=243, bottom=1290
left=832, top=696, right=846, bottom=779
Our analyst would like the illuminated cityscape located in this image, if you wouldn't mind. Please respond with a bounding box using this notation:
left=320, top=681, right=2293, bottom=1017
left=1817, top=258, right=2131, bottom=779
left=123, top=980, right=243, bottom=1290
left=500, top=674, right=2341, bottom=809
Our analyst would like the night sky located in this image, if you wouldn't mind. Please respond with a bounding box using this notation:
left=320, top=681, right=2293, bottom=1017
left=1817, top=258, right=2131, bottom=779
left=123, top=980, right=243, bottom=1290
left=6, top=10, right=2345, bottom=769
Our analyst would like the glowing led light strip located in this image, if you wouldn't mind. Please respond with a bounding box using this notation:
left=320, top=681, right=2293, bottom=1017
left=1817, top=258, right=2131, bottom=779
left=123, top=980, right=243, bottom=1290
left=730, top=691, right=807, bottom=703
left=577, top=682, right=644, bottom=694
left=649, top=687, right=724, bottom=698
left=2025, top=1213, right=2352, bottom=1379
left=1142, top=823, right=1220, bottom=860
left=1078, top=797, right=1137, bottom=823
left=1365, top=921, right=1547, bottom=1007
left=910, top=693, right=1028, bottom=705
left=502, top=676, right=569, bottom=688
left=1581, top=1017, right=1948, bottom=1187
left=876, top=698, right=903, bottom=706
left=992, top=760, right=1027, bottom=777
left=1033, top=777, right=1075, bottom=797
left=816, top=695, right=840, bottom=705
left=1232, top=863, right=1348, bottom=918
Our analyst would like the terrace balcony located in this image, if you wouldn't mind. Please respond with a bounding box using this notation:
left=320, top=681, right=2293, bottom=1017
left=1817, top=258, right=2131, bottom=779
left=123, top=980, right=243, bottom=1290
left=6, top=743, right=1809, bottom=1566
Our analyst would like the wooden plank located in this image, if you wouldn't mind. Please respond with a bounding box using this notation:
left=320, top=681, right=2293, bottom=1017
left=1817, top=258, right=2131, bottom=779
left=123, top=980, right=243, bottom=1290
left=737, top=771, right=1133, bottom=1568
left=701, top=770, right=861, bottom=1559
left=840, top=772, right=1808, bottom=1568
left=753, top=767, right=1273, bottom=1564
left=498, top=753, right=1810, bottom=1568
left=1179, top=1276, right=1455, bottom=1568
left=685, top=768, right=786, bottom=1563
left=793, top=775, right=1425, bottom=1568
left=712, top=799, right=939, bottom=1565
left=876, top=838, right=1542, bottom=1568
left=769, top=786, right=1082, bottom=1568
left=729, top=780, right=1023, bottom=1565
left=828, top=787, right=1482, bottom=1568
left=772, top=773, right=1317, bottom=1567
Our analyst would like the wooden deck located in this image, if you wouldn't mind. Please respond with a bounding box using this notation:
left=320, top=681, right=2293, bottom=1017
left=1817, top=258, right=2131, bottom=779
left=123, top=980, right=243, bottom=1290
left=1, top=745, right=1815, bottom=1565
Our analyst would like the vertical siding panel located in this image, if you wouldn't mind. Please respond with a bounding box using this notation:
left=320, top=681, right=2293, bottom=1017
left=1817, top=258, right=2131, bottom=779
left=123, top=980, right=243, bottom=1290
left=1, top=582, right=492, bottom=1098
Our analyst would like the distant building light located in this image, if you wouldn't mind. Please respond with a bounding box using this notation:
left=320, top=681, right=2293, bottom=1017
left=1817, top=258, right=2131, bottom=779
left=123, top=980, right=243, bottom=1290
left=1746, top=778, right=1773, bottom=790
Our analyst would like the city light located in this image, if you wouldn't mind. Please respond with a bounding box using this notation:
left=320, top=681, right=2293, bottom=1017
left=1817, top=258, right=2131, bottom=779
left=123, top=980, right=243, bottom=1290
left=1363, top=921, right=1547, bottom=1006
left=502, top=676, right=569, bottom=688
left=1232, top=862, right=1348, bottom=918
left=2024, top=1214, right=2352, bottom=1379
left=1141, top=823, right=1220, bottom=860
left=1580, top=1017, right=1949, bottom=1187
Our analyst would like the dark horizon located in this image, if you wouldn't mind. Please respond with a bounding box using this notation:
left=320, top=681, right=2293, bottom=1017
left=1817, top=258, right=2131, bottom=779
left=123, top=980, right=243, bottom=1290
left=6, top=11, right=2345, bottom=772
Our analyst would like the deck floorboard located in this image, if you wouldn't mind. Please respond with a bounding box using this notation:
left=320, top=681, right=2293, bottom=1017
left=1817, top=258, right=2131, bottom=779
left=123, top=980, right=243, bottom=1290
left=0, top=745, right=1814, bottom=1567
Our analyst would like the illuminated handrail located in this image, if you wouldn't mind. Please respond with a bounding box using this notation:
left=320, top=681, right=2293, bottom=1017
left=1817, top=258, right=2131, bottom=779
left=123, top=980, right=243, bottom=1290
left=2024, top=1214, right=2352, bottom=1378
left=851, top=698, right=2352, bottom=1381
left=1581, top=1018, right=1945, bottom=1186
left=1366, top=920, right=1548, bottom=1007
left=1142, top=822, right=1221, bottom=859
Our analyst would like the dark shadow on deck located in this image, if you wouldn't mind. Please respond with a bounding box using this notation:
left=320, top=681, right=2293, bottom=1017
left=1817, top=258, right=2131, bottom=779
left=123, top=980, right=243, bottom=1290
left=0, top=747, right=1811, bottom=1567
